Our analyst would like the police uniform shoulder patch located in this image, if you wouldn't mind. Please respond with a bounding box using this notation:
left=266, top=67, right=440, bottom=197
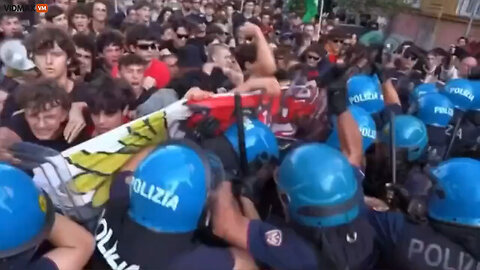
left=265, top=229, right=282, bottom=247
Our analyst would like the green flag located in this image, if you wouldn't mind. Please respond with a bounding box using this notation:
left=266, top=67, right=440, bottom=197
left=303, top=0, right=318, bottom=23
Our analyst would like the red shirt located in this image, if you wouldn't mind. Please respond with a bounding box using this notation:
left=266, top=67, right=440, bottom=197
left=112, top=58, right=171, bottom=89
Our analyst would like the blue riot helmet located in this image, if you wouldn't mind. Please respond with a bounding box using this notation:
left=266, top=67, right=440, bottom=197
left=0, top=163, right=54, bottom=257
left=469, top=80, right=480, bottom=110
left=415, top=92, right=454, bottom=127
left=224, top=117, right=279, bottom=165
left=347, top=75, right=385, bottom=113
left=381, top=115, right=428, bottom=161
left=443, top=79, right=475, bottom=111
left=326, top=105, right=377, bottom=152
left=129, top=141, right=224, bottom=233
left=428, top=158, right=480, bottom=226
left=410, top=83, right=438, bottom=103
left=278, top=143, right=360, bottom=227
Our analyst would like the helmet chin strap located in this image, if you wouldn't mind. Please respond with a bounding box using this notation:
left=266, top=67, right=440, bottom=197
left=234, top=93, right=249, bottom=176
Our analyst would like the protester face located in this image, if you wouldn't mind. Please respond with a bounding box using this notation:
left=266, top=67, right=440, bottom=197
left=119, top=64, right=145, bottom=94
left=426, top=53, right=438, bottom=69
left=157, top=0, right=163, bottom=10
left=102, top=44, right=122, bottom=68
left=75, top=46, right=93, bottom=76
left=72, top=14, right=90, bottom=33
left=306, top=51, right=321, bottom=67
left=51, top=13, right=68, bottom=31
left=163, top=55, right=179, bottom=78
left=217, top=23, right=229, bottom=41
left=174, top=27, right=189, bottom=48
left=163, top=10, right=172, bottom=22
left=328, top=38, right=343, bottom=55
left=137, top=6, right=152, bottom=24
left=0, top=16, right=22, bottom=38
left=161, top=27, right=175, bottom=41
left=125, top=9, right=137, bottom=23
left=134, top=39, right=157, bottom=63
left=191, top=0, right=201, bottom=12
left=183, top=0, right=192, bottom=11
left=261, top=14, right=270, bottom=25
left=25, top=104, right=68, bottom=140
left=459, top=57, right=478, bottom=78
left=93, top=2, right=108, bottom=22
left=91, top=111, right=124, bottom=135
left=304, top=25, right=314, bottom=38
left=212, top=47, right=233, bottom=68
left=205, top=7, right=214, bottom=16
left=458, top=38, right=467, bottom=47
left=244, top=2, right=255, bottom=14
left=55, top=0, right=70, bottom=11
left=254, top=5, right=261, bottom=16
left=34, top=43, right=68, bottom=80
left=405, top=57, right=418, bottom=71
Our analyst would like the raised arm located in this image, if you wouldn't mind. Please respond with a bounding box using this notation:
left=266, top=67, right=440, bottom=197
left=43, top=214, right=95, bottom=270
left=239, top=23, right=276, bottom=77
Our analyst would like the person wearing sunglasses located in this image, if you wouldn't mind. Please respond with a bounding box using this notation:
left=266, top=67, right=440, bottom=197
left=111, top=24, right=171, bottom=90
left=302, top=44, right=332, bottom=82
left=174, top=24, right=190, bottom=50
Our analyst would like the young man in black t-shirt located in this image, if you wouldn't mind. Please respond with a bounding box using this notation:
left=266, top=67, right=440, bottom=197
left=0, top=81, right=89, bottom=155
left=118, top=54, right=156, bottom=109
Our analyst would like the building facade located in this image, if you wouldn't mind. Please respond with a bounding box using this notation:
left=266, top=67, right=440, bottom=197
left=389, top=0, right=480, bottom=49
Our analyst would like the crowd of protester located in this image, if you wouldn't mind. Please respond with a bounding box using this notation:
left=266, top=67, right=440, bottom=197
left=1, top=0, right=480, bottom=269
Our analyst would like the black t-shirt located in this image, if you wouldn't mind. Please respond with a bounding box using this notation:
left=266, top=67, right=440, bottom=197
left=187, top=38, right=208, bottom=63
left=168, top=68, right=233, bottom=98
left=3, top=113, right=89, bottom=152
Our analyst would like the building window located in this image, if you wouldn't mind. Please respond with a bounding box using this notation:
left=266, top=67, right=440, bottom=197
left=405, top=0, right=421, bottom=8
left=458, top=0, right=480, bottom=18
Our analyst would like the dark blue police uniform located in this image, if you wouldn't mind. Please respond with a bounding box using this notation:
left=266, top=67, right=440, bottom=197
left=93, top=171, right=234, bottom=270
left=366, top=210, right=480, bottom=270
left=246, top=168, right=377, bottom=270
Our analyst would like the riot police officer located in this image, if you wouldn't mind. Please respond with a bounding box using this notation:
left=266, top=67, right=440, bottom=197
left=210, top=90, right=378, bottom=269
left=441, top=79, right=480, bottom=157
left=211, top=143, right=378, bottom=270
left=327, top=104, right=377, bottom=154
left=413, top=91, right=454, bottom=164
left=92, top=140, right=258, bottom=270
left=364, top=115, right=430, bottom=198
left=0, top=163, right=94, bottom=270
left=366, top=158, right=480, bottom=269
